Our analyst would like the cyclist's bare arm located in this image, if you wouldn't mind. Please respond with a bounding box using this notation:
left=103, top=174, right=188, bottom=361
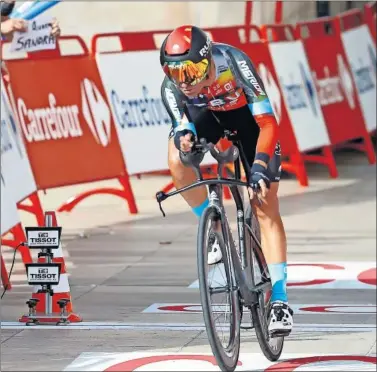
left=226, top=47, right=279, bottom=168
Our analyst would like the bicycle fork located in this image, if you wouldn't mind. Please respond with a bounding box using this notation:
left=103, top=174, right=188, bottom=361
left=208, top=184, right=258, bottom=308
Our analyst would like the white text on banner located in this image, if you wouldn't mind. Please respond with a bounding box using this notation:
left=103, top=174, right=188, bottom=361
left=268, top=40, right=331, bottom=152
left=95, top=50, right=215, bottom=175
left=1, top=82, right=37, bottom=203
left=341, top=24, right=376, bottom=132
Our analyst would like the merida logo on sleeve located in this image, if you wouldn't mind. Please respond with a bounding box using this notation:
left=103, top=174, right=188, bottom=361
left=164, top=88, right=181, bottom=122
left=237, top=60, right=266, bottom=96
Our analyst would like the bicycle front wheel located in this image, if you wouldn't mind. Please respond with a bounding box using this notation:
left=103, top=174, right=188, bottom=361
left=197, top=206, right=241, bottom=372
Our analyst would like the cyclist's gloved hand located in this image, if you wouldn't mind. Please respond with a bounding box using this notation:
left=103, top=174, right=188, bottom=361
left=174, top=122, right=197, bottom=153
left=249, top=163, right=271, bottom=198
left=174, top=131, right=195, bottom=153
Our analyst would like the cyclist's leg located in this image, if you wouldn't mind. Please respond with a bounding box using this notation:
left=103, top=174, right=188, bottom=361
left=168, top=107, right=224, bottom=264
left=219, top=107, right=293, bottom=334
left=167, top=106, right=223, bottom=215
left=260, top=146, right=293, bottom=335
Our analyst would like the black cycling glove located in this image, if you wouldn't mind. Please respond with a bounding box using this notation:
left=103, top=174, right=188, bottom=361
left=174, top=129, right=195, bottom=152
left=249, top=163, right=271, bottom=190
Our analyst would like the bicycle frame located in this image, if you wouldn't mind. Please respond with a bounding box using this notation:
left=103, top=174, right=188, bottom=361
left=156, top=136, right=271, bottom=308
left=209, top=140, right=271, bottom=308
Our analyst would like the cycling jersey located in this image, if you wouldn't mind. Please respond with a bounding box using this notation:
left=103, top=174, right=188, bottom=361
left=161, top=42, right=279, bottom=163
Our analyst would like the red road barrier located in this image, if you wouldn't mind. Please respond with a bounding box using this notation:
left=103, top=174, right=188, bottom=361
left=3, top=36, right=138, bottom=215
left=364, top=1, right=376, bottom=43
left=260, top=24, right=338, bottom=185
left=296, top=17, right=376, bottom=164
left=334, top=8, right=376, bottom=137
left=1, top=223, right=32, bottom=290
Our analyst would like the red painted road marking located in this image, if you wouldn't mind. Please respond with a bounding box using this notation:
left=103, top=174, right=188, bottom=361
left=358, top=268, right=376, bottom=286
left=298, top=305, right=376, bottom=314
left=104, top=354, right=242, bottom=371
left=265, top=355, right=377, bottom=371
left=64, top=353, right=377, bottom=371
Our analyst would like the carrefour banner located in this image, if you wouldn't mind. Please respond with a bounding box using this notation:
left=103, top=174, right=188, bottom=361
left=95, top=50, right=216, bottom=175
left=341, top=24, right=376, bottom=132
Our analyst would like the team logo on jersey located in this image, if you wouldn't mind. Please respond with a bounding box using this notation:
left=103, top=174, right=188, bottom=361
left=238, top=61, right=266, bottom=96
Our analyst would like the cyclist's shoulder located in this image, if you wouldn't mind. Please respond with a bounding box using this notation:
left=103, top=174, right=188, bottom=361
left=213, top=42, right=250, bottom=60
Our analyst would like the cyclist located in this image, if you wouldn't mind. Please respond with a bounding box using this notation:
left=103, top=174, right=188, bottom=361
left=159, top=25, right=293, bottom=337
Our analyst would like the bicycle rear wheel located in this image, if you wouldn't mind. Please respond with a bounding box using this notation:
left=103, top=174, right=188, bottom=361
left=246, top=205, right=285, bottom=361
left=197, top=206, right=241, bottom=372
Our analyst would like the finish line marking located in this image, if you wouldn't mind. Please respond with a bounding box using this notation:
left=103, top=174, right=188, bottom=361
left=1, top=321, right=375, bottom=332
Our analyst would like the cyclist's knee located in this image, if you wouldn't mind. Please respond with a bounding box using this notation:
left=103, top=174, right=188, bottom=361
left=254, top=183, right=280, bottom=221
left=168, top=151, right=192, bottom=183
left=168, top=139, right=198, bottom=188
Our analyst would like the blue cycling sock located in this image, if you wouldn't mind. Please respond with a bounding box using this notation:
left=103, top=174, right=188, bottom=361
left=268, top=262, right=288, bottom=303
left=192, top=198, right=209, bottom=218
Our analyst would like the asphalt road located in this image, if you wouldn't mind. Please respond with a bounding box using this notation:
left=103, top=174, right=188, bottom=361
left=1, top=149, right=376, bottom=371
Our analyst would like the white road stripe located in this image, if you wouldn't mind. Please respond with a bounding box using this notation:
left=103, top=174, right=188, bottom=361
left=1, top=321, right=375, bottom=332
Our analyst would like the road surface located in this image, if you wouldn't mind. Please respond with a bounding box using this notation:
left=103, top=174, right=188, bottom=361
left=1, top=149, right=376, bottom=371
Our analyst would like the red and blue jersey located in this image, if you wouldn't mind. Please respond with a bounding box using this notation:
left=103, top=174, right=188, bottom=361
left=161, top=42, right=279, bottom=159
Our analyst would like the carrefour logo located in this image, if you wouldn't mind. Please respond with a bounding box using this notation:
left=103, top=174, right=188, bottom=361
left=351, top=48, right=376, bottom=94
left=299, top=62, right=317, bottom=116
left=110, top=86, right=170, bottom=129
left=81, top=78, right=112, bottom=147
left=280, top=63, right=318, bottom=116
left=281, top=75, right=307, bottom=111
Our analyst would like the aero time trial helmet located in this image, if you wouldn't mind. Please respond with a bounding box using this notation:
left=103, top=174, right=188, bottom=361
left=160, top=25, right=212, bottom=87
